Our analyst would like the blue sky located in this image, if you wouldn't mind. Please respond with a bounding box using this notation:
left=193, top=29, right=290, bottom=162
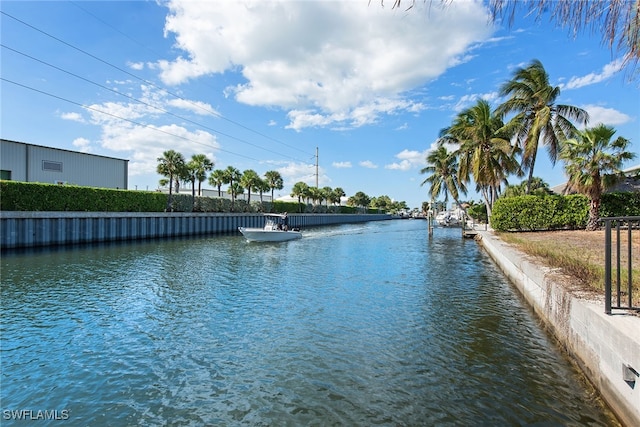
left=1, top=1, right=638, bottom=209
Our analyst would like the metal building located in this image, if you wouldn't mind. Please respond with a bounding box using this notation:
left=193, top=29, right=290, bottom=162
left=0, top=139, right=128, bottom=189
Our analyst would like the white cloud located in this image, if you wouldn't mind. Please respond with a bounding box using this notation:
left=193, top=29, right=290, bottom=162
left=127, top=61, right=145, bottom=71
left=60, top=112, right=85, bottom=123
left=159, top=0, right=494, bottom=130
left=332, top=161, right=352, bottom=168
left=72, top=137, right=92, bottom=153
left=167, top=98, right=220, bottom=116
left=452, top=91, right=499, bottom=112
left=359, top=160, right=378, bottom=169
left=582, top=104, right=632, bottom=127
left=561, top=59, right=625, bottom=90
left=83, top=87, right=220, bottom=176
left=276, top=161, right=327, bottom=189
left=385, top=149, right=429, bottom=171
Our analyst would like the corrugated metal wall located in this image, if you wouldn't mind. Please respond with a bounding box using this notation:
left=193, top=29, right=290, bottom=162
left=1, top=139, right=128, bottom=188
left=0, top=212, right=392, bottom=249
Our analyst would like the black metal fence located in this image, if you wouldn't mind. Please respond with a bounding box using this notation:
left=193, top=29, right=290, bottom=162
left=602, top=216, right=640, bottom=314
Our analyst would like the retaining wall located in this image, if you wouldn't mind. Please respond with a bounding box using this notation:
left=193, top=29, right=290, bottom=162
left=0, top=212, right=391, bottom=250
left=479, top=231, right=640, bottom=427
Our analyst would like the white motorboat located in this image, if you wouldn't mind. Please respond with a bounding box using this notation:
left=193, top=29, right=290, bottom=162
left=435, top=209, right=463, bottom=227
left=238, top=214, right=302, bottom=242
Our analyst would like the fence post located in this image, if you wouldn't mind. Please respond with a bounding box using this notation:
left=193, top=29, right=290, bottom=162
left=604, top=219, right=612, bottom=315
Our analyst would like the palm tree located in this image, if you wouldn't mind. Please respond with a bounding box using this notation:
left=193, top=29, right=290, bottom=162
left=256, top=178, right=270, bottom=204
left=209, top=169, right=226, bottom=197
left=420, top=144, right=467, bottom=210
left=347, top=191, right=371, bottom=212
left=321, top=186, right=333, bottom=208
left=157, top=149, right=186, bottom=211
left=240, top=169, right=261, bottom=205
left=389, top=1, right=638, bottom=74
left=502, top=177, right=552, bottom=198
left=291, top=181, right=309, bottom=212
left=188, top=154, right=214, bottom=196
left=308, top=187, right=324, bottom=210
left=264, top=170, right=284, bottom=203
left=497, top=59, right=589, bottom=193
left=185, top=161, right=198, bottom=198
left=443, top=99, right=521, bottom=218
left=559, top=123, right=635, bottom=230
left=489, top=0, right=639, bottom=67
left=222, top=166, right=241, bottom=210
left=330, top=187, right=346, bottom=207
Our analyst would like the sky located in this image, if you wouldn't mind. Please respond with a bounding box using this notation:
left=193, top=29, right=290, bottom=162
left=1, top=0, right=638, bottom=209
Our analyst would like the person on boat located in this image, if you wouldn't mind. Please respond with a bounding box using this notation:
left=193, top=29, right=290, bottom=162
left=283, top=212, right=289, bottom=231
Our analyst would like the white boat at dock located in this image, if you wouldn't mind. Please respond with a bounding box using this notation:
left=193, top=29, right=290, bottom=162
left=434, top=208, right=464, bottom=227
left=238, top=213, right=302, bottom=242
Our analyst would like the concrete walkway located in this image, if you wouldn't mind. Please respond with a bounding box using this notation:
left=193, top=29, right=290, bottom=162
left=477, top=230, right=639, bottom=427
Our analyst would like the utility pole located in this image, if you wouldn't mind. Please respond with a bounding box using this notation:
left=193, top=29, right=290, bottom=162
left=315, top=146, right=319, bottom=188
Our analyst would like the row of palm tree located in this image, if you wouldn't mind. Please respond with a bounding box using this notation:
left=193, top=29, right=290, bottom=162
left=156, top=152, right=286, bottom=209
left=156, top=151, right=407, bottom=212
left=421, top=59, right=634, bottom=230
left=290, top=182, right=346, bottom=208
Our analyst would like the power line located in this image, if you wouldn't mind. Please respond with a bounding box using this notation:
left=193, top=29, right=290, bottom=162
left=1, top=77, right=261, bottom=162
left=0, top=10, right=314, bottom=158
left=1, top=43, right=310, bottom=164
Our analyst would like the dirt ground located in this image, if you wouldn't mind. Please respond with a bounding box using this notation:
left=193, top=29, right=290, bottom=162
left=502, top=229, right=640, bottom=308
left=508, top=229, right=639, bottom=266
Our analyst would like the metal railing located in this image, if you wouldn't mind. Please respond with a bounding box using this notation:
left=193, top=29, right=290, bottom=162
left=602, top=216, right=640, bottom=314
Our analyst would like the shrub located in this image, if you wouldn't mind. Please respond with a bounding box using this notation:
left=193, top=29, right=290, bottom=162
left=491, top=195, right=589, bottom=231
left=600, top=192, right=640, bottom=217
left=0, top=181, right=166, bottom=212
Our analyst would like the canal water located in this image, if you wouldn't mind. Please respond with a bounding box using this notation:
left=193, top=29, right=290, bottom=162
left=1, top=220, right=617, bottom=426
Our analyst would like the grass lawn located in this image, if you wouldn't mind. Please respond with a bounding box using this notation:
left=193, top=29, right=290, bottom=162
left=497, top=229, right=640, bottom=308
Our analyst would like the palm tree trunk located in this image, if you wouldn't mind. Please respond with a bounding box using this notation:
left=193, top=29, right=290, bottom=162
left=166, top=173, right=173, bottom=212
left=586, top=198, right=600, bottom=231
left=526, top=156, right=537, bottom=194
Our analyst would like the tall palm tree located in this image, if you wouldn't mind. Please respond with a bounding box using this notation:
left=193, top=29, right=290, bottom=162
left=321, top=186, right=333, bottom=208
left=559, top=123, right=635, bottom=230
left=497, top=59, right=589, bottom=193
left=240, top=169, right=261, bottom=205
left=443, top=99, right=521, bottom=218
left=489, top=0, right=639, bottom=67
left=157, top=149, right=186, bottom=211
left=264, top=170, right=284, bottom=204
left=222, top=166, right=241, bottom=210
left=331, top=187, right=346, bottom=207
left=291, top=181, right=309, bottom=212
left=420, top=144, right=467, bottom=210
left=189, top=154, right=214, bottom=196
left=256, top=178, right=270, bottom=204
left=209, top=169, right=226, bottom=197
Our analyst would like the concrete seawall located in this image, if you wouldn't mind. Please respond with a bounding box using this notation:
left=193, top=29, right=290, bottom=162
left=478, top=231, right=639, bottom=427
left=0, top=212, right=391, bottom=250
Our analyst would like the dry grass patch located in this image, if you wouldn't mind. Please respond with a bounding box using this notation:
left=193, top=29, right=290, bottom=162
left=497, top=230, right=640, bottom=306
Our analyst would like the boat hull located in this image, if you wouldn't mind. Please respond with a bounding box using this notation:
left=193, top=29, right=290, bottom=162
left=238, top=227, right=302, bottom=242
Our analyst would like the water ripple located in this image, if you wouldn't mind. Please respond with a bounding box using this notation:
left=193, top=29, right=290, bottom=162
left=1, top=223, right=618, bottom=426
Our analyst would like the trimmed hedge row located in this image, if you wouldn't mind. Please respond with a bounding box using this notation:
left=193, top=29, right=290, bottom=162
left=0, top=181, right=167, bottom=212
left=491, top=192, right=639, bottom=231
left=0, top=181, right=377, bottom=214
left=600, top=191, right=640, bottom=217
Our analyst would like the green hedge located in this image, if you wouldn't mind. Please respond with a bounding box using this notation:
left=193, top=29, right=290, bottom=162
left=1, top=181, right=386, bottom=214
left=490, top=192, right=639, bottom=231
left=600, top=192, right=640, bottom=217
left=0, top=181, right=167, bottom=212
left=491, top=195, right=588, bottom=231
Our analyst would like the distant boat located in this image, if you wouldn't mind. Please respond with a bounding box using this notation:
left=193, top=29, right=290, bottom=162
left=238, top=214, right=302, bottom=242
left=434, top=209, right=463, bottom=227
